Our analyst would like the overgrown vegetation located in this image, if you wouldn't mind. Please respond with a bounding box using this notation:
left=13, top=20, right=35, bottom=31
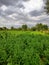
left=0, top=31, right=49, bottom=65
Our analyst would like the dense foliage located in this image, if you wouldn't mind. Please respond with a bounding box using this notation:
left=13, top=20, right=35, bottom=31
left=0, top=31, right=49, bottom=65
left=22, top=24, right=28, bottom=30
left=31, top=23, right=48, bottom=31
left=45, top=0, right=49, bottom=14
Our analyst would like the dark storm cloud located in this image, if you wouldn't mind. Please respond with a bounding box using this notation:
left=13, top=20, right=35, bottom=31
left=17, top=4, right=25, bottom=8
left=29, top=10, right=44, bottom=17
left=0, top=0, right=19, bottom=6
left=0, top=5, right=23, bottom=17
left=24, top=0, right=29, bottom=1
left=0, top=0, right=12, bottom=6
left=0, top=0, right=29, bottom=6
left=4, top=7, right=17, bottom=15
left=39, top=16, right=49, bottom=22
left=0, top=0, right=25, bottom=16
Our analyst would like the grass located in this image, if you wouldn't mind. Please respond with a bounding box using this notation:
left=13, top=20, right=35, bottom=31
left=0, top=30, right=49, bottom=65
left=0, top=30, right=48, bottom=35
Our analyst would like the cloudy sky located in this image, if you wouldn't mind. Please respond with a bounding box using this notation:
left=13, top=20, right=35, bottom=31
left=0, top=0, right=49, bottom=28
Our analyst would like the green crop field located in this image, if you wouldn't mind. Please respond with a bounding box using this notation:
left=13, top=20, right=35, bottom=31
left=0, top=30, right=49, bottom=65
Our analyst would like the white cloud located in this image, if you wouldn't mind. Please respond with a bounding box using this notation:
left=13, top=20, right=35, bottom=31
left=8, top=13, right=17, bottom=20
left=23, top=0, right=44, bottom=13
left=0, top=5, right=7, bottom=11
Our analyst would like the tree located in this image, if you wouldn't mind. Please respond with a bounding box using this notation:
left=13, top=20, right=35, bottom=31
left=0, top=28, right=3, bottom=30
left=31, top=27, right=36, bottom=31
left=36, top=23, right=43, bottom=31
left=43, top=24, right=48, bottom=30
left=45, top=0, right=49, bottom=14
left=33, top=23, right=48, bottom=31
left=3, top=27, right=7, bottom=30
left=11, top=26, right=14, bottom=30
left=22, top=24, right=28, bottom=30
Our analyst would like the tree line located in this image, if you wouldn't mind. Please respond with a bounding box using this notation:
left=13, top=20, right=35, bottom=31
left=0, top=23, right=48, bottom=31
